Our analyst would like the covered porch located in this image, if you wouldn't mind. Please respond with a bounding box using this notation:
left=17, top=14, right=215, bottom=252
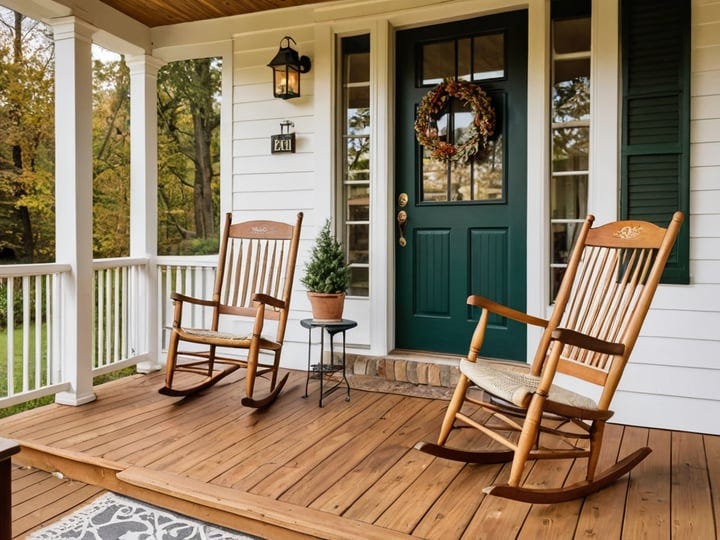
left=6, top=368, right=720, bottom=539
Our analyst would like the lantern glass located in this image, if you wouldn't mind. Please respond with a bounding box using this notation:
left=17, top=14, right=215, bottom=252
left=268, top=36, right=310, bottom=99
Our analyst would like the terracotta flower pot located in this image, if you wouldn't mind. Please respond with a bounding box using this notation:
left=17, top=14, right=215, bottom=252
left=307, top=292, right=345, bottom=321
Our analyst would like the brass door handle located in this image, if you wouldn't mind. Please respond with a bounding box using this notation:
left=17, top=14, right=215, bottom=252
left=397, top=210, right=408, bottom=247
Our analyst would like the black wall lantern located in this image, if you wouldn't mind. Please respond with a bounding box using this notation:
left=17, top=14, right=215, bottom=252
left=267, top=36, right=311, bottom=100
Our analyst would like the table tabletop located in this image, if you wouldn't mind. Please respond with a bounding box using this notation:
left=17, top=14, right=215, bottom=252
left=300, top=318, right=358, bottom=333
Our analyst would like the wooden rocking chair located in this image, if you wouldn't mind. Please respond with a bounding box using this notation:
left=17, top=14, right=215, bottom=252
left=416, top=212, right=684, bottom=502
left=159, top=212, right=303, bottom=408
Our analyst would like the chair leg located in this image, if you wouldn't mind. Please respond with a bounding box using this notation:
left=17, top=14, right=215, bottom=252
left=438, top=374, right=471, bottom=446
left=206, top=344, right=216, bottom=377
left=245, top=339, right=260, bottom=399
left=508, top=392, right=546, bottom=486
left=164, top=331, right=180, bottom=389
left=270, top=350, right=280, bottom=390
left=586, top=419, right=605, bottom=482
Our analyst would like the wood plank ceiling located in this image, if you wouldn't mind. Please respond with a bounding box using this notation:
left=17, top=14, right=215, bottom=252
left=99, top=0, right=336, bottom=27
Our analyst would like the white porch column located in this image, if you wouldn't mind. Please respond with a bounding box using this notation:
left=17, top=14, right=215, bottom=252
left=52, top=17, right=96, bottom=406
left=127, top=55, right=164, bottom=373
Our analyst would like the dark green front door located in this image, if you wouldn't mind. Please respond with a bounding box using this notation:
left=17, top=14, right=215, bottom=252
left=395, top=11, right=528, bottom=359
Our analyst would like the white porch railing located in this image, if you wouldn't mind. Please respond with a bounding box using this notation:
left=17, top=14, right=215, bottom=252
left=156, top=256, right=217, bottom=354
left=91, top=257, right=151, bottom=376
left=0, top=263, right=70, bottom=407
left=1, top=256, right=218, bottom=408
left=0, top=257, right=155, bottom=408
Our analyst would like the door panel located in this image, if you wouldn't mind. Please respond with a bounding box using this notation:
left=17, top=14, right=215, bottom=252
left=395, top=11, right=528, bottom=359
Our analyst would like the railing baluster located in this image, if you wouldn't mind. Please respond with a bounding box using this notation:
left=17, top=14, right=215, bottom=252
left=121, top=266, right=128, bottom=360
left=105, top=268, right=112, bottom=365
left=113, top=267, right=120, bottom=363
left=22, top=276, right=30, bottom=392
left=35, top=275, right=42, bottom=390
left=6, top=279, right=14, bottom=397
left=97, top=269, right=104, bottom=367
left=45, top=274, right=52, bottom=386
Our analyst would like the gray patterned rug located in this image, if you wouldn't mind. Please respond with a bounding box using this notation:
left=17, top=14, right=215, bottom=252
left=28, top=492, right=261, bottom=539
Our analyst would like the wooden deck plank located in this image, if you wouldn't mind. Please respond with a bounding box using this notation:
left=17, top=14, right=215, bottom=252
left=13, top=483, right=104, bottom=539
left=5, top=370, right=719, bottom=540
left=309, top=398, right=448, bottom=516
left=72, top=372, right=256, bottom=455
left=706, top=434, right=720, bottom=539
left=623, top=427, right=670, bottom=538
left=2, top=376, right=160, bottom=440
left=124, top=371, right=329, bottom=472
left=411, top=463, right=494, bottom=539
left=173, top=376, right=352, bottom=479
left=572, top=422, right=627, bottom=539
left=460, top=465, right=532, bottom=540
left=248, top=393, right=406, bottom=498
left=278, top=395, right=431, bottom=507
left=671, top=430, right=716, bottom=539
left=119, top=466, right=415, bottom=540
left=374, top=454, right=466, bottom=533
left=513, top=430, right=586, bottom=539
left=204, top=391, right=384, bottom=487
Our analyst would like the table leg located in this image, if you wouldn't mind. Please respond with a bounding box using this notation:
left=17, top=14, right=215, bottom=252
left=319, top=328, right=325, bottom=407
left=304, top=327, right=311, bottom=398
left=342, top=329, right=350, bottom=401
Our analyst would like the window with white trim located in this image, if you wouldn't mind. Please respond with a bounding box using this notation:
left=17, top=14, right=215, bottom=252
left=338, top=35, right=370, bottom=297
left=550, top=2, right=591, bottom=300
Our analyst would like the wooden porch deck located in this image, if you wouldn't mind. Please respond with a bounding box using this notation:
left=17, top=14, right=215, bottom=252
left=2, top=369, right=719, bottom=539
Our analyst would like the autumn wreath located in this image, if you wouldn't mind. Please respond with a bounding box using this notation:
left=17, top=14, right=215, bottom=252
left=414, top=78, right=495, bottom=163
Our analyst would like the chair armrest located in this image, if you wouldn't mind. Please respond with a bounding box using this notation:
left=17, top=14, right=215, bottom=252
left=170, top=291, right=216, bottom=307
left=467, top=294, right=548, bottom=328
left=551, top=328, right=625, bottom=356
left=252, top=293, right=286, bottom=310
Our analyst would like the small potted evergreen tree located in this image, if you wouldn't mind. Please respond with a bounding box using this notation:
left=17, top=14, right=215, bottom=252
left=301, top=219, right=351, bottom=321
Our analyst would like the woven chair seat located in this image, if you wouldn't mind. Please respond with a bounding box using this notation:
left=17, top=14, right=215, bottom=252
left=460, top=359, right=597, bottom=410
left=184, top=328, right=253, bottom=342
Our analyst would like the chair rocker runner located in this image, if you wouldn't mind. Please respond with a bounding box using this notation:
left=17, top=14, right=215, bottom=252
left=416, top=212, right=684, bottom=503
left=159, top=212, right=303, bottom=408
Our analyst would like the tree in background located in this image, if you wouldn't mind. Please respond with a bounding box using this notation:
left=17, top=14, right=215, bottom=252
left=92, top=54, right=131, bottom=258
left=0, top=6, right=221, bottom=262
left=157, top=57, right=221, bottom=255
left=0, top=10, right=55, bottom=263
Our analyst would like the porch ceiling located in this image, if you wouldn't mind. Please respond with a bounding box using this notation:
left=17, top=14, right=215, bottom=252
left=98, top=0, right=337, bottom=27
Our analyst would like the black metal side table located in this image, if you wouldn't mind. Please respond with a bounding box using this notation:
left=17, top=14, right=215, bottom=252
left=300, top=318, right=357, bottom=407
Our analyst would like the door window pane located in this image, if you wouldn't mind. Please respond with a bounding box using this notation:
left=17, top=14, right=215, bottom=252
left=553, top=18, right=591, bottom=54
left=346, top=184, right=369, bottom=221
left=552, top=126, right=589, bottom=171
left=346, top=51, right=369, bottom=83
left=458, top=38, right=472, bottom=81
left=553, top=58, right=590, bottom=122
left=551, top=174, right=588, bottom=219
left=345, top=137, right=370, bottom=180
left=473, top=135, right=504, bottom=200
left=473, top=34, right=504, bottom=80
left=423, top=41, right=455, bottom=85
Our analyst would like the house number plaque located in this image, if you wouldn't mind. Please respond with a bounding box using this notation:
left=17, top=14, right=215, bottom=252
left=271, top=120, right=296, bottom=154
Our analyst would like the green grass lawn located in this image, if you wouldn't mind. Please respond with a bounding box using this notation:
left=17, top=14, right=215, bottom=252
left=0, top=327, right=136, bottom=418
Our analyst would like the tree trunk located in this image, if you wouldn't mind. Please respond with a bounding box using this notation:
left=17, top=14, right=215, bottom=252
left=192, top=112, right=214, bottom=239
left=11, top=11, right=35, bottom=262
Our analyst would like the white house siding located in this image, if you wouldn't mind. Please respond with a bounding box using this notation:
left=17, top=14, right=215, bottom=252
left=601, top=0, right=720, bottom=435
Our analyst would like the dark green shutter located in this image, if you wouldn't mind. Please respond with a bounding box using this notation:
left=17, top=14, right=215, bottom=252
left=621, top=0, right=690, bottom=283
